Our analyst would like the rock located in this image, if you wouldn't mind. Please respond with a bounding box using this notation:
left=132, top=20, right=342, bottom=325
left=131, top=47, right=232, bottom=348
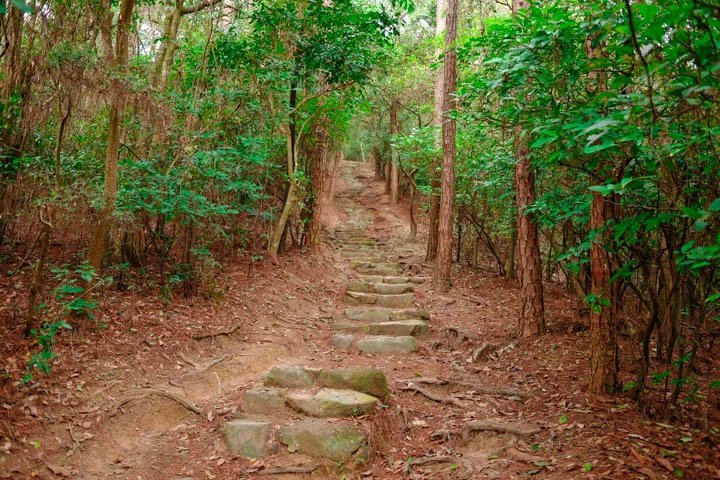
left=356, top=275, right=386, bottom=283
left=355, top=263, right=404, bottom=275
left=264, top=366, right=319, bottom=388
left=388, top=309, right=430, bottom=320
left=374, top=283, right=414, bottom=294
left=224, top=420, right=275, bottom=458
left=279, top=420, right=367, bottom=462
left=356, top=336, right=418, bottom=354
left=375, top=293, right=414, bottom=308
left=346, top=291, right=378, bottom=305
left=344, top=308, right=391, bottom=322
left=381, top=276, right=412, bottom=284
left=318, top=367, right=388, bottom=399
left=243, top=387, right=285, bottom=414
left=365, top=320, right=428, bottom=337
left=330, top=334, right=355, bottom=350
left=346, top=281, right=374, bottom=293
left=286, top=389, right=377, bottom=417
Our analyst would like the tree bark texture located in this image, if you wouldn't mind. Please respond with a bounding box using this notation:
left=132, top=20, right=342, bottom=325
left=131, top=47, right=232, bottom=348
left=426, top=0, right=447, bottom=262
left=433, top=0, right=457, bottom=292
left=511, top=0, right=545, bottom=337
left=390, top=98, right=400, bottom=204
left=308, top=124, right=329, bottom=249
left=514, top=133, right=545, bottom=336
left=87, top=0, right=136, bottom=273
left=589, top=191, right=619, bottom=393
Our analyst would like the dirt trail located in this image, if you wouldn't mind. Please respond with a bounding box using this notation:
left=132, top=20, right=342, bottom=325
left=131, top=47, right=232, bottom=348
left=3, top=160, right=718, bottom=479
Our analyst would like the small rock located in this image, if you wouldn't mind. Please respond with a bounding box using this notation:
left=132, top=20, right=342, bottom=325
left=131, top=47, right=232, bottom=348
left=365, top=320, right=428, bottom=337
left=356, top=336, right=418, bottom=354
left=223, top=420, right=275, bottom=458
left=243, top=387, right=286, bottom=414
left=330, top=334, right=355, bottom=350
left=318, top=367, right=388, bottom=399
left=264, top=366, right=318, bottom=388
left=279, top=419, right=367, bottom=462
left=286, top=389, right=377, bottom=417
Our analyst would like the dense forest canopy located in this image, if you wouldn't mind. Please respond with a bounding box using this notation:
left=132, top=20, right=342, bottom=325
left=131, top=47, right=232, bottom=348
left=1, top=0, right=719, bottom=426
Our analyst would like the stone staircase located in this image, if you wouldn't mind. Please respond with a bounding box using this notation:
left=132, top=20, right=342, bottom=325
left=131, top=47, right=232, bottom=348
left=222, top=160, right=433, bottom=468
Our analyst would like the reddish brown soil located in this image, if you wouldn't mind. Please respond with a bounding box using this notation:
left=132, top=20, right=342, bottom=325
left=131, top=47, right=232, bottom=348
left=0, top=161, right=718, bottom=479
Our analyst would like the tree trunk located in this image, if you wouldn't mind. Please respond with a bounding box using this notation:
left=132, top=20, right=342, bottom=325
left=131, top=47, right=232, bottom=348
left=433, top=0, right=457, bottom=292
left=504, top=218, right=517, bottom=281
left=308, top=124, right=329, bottom=250
left=25, top=210, right=51, bottom=338
left=269, top=131, right=298, bottom=261
left=426, top=0, right=447, bottom=262
left=589, top=191, right=619, bottom=393
left=390, top=98, right=400, bottom=204
left=512, top=0, right=544, bottom=337
left=515, top=133, right=545, bottom=336
left=87, top=0, right=135, bottom=273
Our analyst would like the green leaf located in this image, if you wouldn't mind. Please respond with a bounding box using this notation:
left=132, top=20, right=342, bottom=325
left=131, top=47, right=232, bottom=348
left=9, top=0, right=33, bottom=14
left=583, top=463, right=593, bottom=472
left=709, top=198, right=720, bottom=212
left=559, top=415, right=567, bottom=424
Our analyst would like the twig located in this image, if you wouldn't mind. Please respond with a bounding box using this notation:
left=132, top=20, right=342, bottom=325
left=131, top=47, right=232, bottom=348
left=178, top=352, right=201, bottom=368
left=259, top=465, right=320, bottom=475
left=461, top=420, right=540, bottom=443
left=399, top=385, right=465, bottom=408
left=109, top=390, right=202, bottom=417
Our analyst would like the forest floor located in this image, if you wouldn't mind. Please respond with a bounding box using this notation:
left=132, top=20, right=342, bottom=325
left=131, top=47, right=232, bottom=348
left=1, top=160, right=719, bottom=479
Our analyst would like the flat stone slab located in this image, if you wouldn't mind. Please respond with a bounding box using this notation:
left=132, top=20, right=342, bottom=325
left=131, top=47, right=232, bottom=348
left=330, top=333, right=354, bottom=350
left=346, top=291, right=416, bottom=307
left=357, top=275, right=428, bottom=285
left=318, top=367, right=388, bottom=399
left=264, top=366, right=319, bottom=388
left=357, top=336, right=418, bottom=354
left=347, top=281, right=414, bottom=295
left=345, top=308, right=430, bottom=322
left=374, top=283, right=414, bottom=294
left=280, top=419, right=367, bottom=462
left=243, top=387, right=286, bottom=414
left=365, top=320, right=428, bottom=337
left=224, top=420, right=275, bottom=458
left=286, top=388, right=377, bottom=417
left=355, top=263, right=404, bottom=275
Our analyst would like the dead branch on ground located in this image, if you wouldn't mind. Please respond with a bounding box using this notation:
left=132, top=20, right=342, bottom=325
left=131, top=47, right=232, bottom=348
left=109, top=389, right=202, bottom=417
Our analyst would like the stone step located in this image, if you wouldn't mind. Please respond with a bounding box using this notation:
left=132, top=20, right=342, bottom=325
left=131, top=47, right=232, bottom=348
left=331, top=319, right=428, bottom=337
left=347, top=281, right=414, bottom=295
left=357, top=335, right=419, bottom=354
left=346, top=255, right=386, bottom=263
left=242, top=386, right=286, bottom=414
left=354, top=263, right=404, bottom=276
left=286, top=388, right=377, bottom=417
left=346, top=291, right=415, bottom=308
left=264, top=366, right=388, bottom=399
left=224, top=420, right=275, bottom=458
left=280, top=419, right=367, bottom=462
left=358, top=275, right=429, bottom=284
left=345, top=307, right=430, bottom=322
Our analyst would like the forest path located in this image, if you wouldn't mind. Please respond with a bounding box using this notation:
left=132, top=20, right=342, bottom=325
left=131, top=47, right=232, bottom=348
left=9, top=160, right=710, bottom=479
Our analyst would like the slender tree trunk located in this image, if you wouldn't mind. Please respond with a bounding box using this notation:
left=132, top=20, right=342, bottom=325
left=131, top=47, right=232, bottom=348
left=308, top=124, right=329, bottom=250
left=504, top=218, right=517, bottom=281
left=426, top=0, right=447, bottom=262
left=390, top=98, right=400, bottom=204
left=433, top=0, right=457, bottom=292
left=25, top=209, right=51, bottom=338
left=512, top=0, right=545, bottom=336
left=589, top=191, right=619, bottom=393
left=269, top=130, right=298, bottom=261
left=515, top=134, right=545, bottom=336
left=87, top=0, right=135, bottom=273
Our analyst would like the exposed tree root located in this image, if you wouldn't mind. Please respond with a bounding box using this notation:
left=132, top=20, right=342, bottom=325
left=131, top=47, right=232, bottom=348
left=109, top=389, right=202, bottom=417
left=472, top=342, right=499, bottom=362
left=192, top=324, right=243, bottom=340
left=259, top=464, right=320, bottom=475
left=404, top=456, right=475, bottom=479
left=400, top=376, right=531, bottom=399
left=461, top=420, right=540, bottom=443
left=399, top=385, right=465, bottom=408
